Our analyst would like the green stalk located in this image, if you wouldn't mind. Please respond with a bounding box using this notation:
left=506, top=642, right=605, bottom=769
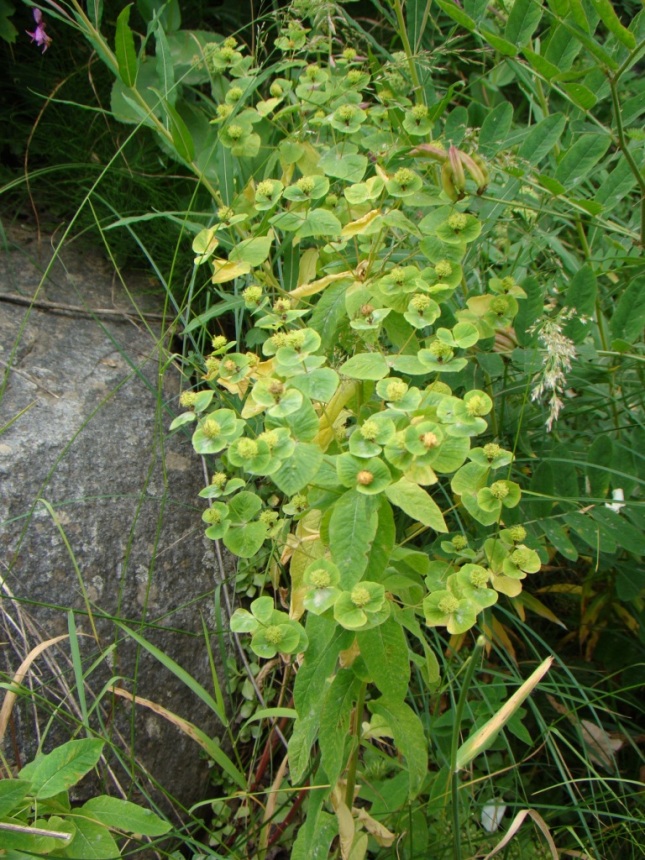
left=345, top=681, right=367, bottom=808
left=607, top=74, right=645, bottom=247
left=449, top=635, right=486, bottom=860
left=391, top=0, right=422, bottom=102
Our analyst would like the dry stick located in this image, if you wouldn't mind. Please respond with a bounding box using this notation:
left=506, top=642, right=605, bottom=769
left=0, top=292, right=167, bottom=322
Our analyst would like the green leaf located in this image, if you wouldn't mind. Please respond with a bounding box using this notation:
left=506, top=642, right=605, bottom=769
left=561, top=82, right=597, bottom=110
left=290, top=368, right=339, bottom=403
left=479, top=102, right=513, bottom=155
left=290, top=617, right=353, bottom=782
left=435, top=0, right=476, bottom=31
left=518, top=114, right=567, bottom=164
left=329, top=490, right=379, bottom=588
left=370, top=696, right=428, bottom=798
left=19, top=739, right=104, bottom=800
left=0, top=780, right=31, bottom=816
left=340, top=353, right=390, bottom=380
left=115, top=623, right=227, bottom=724
left=515, top=277, right=545, bottom=347
left=480, top=29, right=518, bottom=56
left=590, top=509, right=645, bottom=556
left=555, top=134, right=611, bottom=188
left=563, top=264, right=597, bottom=342
left=589, top=0, right=636, bottom=49
left=115, top=5, right=138, bottom=87
left=227, top=491, right=262, bottom=523
left=154, top=22, right=175, bottom=105
left=319, top=670, right=362, bottom=787
left=229, top=234, right=273, bottom=266
left=523, top=48, right=561, bottom=80
left=610, top=275, right=645, bottom=343
left=358, top=617, right=410, bottom=700
left=164, top=100, right=195, bottom=162
left=224, top=522, right=268, bottom=558
left=62, top=817, right=120, bottom=859
left=587, top=436, right=614, bottom=498
left=309, top=280, right=348, bottom=351
left=319, top=146, right=368, bottom=182
left=505, top=0, right=543, bottom=46
left=539, top=518, right=579, bottom=561
left=80, top=797, right=171, bottom=836
left=385, top=479, right=448, bottom=532
left=271, top=443, right=323, bottom=494
left=565, top=511, right=616, bottom=553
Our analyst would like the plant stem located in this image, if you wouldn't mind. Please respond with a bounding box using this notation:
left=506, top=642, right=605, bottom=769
left=345, top=681, right=367, bottom=808
left=449, top=635, right=486, bottom=860
left=392, top=0, right=422, bottom=102
left=607, top=74, right=645, bottom=246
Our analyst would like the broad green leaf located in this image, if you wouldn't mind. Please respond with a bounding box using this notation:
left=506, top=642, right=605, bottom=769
left=358, top=617, right=410, bottom=700
left=227, top=491, right=262, bottom=522
left=80, top=797, right=171, bottom=836
left=272, top=443, right=323, bottom=494
left=515, top=277, right=545, bottom=347
left=115, top=5, right=138, bottom=87
left=292, top=809, right=337, bottom=860
left=385, top=479, right=447, bottom=532
left=363, top=497, right=396, bottom=582
left=544, top=23, right=583, bottom=72
left=505, top=0, right=543, bottom=46
left=456, top=657, right=553, bottom=770
left=290, top=368, right=339, bottom=403
left=309, top=281, right=348, bottom=351
left=554, top=134, right=611, bottom=187
left=62, top=817, right=120, bottom=859
left=370, top=696, right=427, bottom=798
left=529, top=462, right=555, bottom=518
left=229, top=234, right=273, bottom=266
left=290, top=617, right=353, bottom=782
left=298, top=209, right=343, bottom=239
left=223, top=522, right=268, bottom=558
left=329, top=490, right=379, bottom=588
left=479, top=102, right=513, bottom=155
left=19, top=739, right=104, bottom=800
left=319, top=146, right=368, bottom=182
left=557, top=18, right=619, bottom=70
left=518, top=114, right=566, bottom=164
left=319, top=670, right=362, bottom=787
left=340, top=353, right=390, bottom=380
left=0, top=780, right=31, bottom=816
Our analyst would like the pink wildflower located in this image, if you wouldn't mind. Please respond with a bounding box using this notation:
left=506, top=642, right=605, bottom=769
left=27, top=9, right=52, bottom=53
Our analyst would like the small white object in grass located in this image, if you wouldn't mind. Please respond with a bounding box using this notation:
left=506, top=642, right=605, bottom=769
left=605, top=488, right=625, bottom=513
left=481, top=802, right=507, bottom=833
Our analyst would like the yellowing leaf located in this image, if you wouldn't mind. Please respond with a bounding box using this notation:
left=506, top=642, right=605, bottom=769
left=456, top=656, right=553, bottom=771
left=353, top=808, right=396, bottom=847
left=211, top=259, right=251, bottom=283
left=297, top=248, right=319, bottom=286
left=341, top=208, right=382, bottom=238
left=290, top=270, right=353, bottom=299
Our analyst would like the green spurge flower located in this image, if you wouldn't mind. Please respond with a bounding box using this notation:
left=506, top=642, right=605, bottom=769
left=423, top=588, right=478, bottom=635
left=302, top=559, right=341, bottom=615
left=334, top=581, right=390, bottom=630
left=230, top=596, right=308, bottom=658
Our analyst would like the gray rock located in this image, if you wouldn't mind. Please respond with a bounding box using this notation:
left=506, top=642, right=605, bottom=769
left=0, top=226, right=231, bottom=810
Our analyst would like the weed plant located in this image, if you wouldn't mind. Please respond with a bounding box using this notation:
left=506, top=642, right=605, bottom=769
left=0, top=0, right=643, bottom=858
